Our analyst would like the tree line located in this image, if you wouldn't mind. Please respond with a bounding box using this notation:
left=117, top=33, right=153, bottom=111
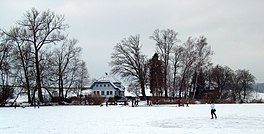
left=110, top=29, right=255, bottom=102
left=0, top=8, right=255, bottom=105
left=0, top=8, right=90, bottom=105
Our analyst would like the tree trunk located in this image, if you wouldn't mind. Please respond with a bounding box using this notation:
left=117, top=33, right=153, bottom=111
left=164, top=66, right=168, bottom=97
left=35, top=51, right=44, bottom=103
left=21, top=56, right=32, bottom=103
left=26, top=77, right=31, bottom=103
left=192, top=70, right=198, bottom=99
left=58, top=74, right=64, bottom=101
left=140, top=80, right=146, bottom=100
left=179, top=67, right=188, bottom=99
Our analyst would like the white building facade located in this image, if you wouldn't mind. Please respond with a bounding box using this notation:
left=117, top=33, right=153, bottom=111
left=90, top=75, right=125, bottom=98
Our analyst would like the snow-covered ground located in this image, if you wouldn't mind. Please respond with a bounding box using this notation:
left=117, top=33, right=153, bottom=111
left=1, top=104, right=264, bottom=134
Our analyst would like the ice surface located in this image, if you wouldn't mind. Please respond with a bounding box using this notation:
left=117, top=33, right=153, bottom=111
left=1, top=104, right=264, bottom=134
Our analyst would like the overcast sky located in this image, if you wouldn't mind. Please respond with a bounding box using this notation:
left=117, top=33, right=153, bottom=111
left=1, top=0, right=264, bottom=83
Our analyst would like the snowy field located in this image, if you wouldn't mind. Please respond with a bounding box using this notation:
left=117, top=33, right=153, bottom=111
left=1, top=104, right=264, bottom=134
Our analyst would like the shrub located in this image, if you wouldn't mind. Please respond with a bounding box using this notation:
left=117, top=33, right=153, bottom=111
left=83, top=94, right=104, bottom=105
left=250, top=99, right=263, bottom=103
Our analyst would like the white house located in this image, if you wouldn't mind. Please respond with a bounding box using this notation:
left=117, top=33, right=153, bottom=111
left=90, top=74, right=125, bottom=98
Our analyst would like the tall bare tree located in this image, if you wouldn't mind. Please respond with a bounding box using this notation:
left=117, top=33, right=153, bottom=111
left=0, top=32, right=14, bottom=103
left=178, top=37, right=197, bottom=98
left=171, top=46, right=184, bottom=98
left=110, top=35, right=147, bottom=98
left=150, top=29, right=179, bottom=97
left=4, top=27, right=35, bottom=103
left=15, top=8, right=68, bottom=102
left=49, top=39, right=81, bottom=101
left=191, top=36, right=213, bottom=99
left=72, top=60, right=90, bottom=99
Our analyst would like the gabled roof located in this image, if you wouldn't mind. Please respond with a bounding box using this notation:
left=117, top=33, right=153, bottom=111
left=90, top=73, right=125, bottom=92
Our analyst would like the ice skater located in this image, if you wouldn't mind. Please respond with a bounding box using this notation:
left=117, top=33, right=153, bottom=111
left=14, top=101, right=17, bottom=109
left=210, top=101, right=217, bottom=119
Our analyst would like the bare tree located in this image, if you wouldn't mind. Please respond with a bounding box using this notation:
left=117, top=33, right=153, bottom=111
left=4, top=27, right=35, bottom=103
left=15, top=8, right=68, bottom=102
left=235, top=69, right=255, bottom=101
left=0, top=32, right=14, bottom=103
left=1, top=8, right=90, bottom=105
left=110, top=35, right=148, bottom=98
left=171, top=46, right=184, bottom=98
left=49, top=39, right=81, bottom=101
left=150, top=29, right=179, bottom=97
left=40, top=50, right=57, bottom=100
left=70, top=60, right=90, bottom=100
left=127, top=81, right=141, bottom=97
left=178, top=37, right=197, bottom=98
left=210, top=65, right=234, bottom=99
left=191, top=36, right=213, bottom=99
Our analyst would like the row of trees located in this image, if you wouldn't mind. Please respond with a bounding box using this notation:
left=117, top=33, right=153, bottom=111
left=0, top=8, right=255, bottom=105
left=110, top=29, right=255, bottom=101
left=0, top=8, right=90, bottom=104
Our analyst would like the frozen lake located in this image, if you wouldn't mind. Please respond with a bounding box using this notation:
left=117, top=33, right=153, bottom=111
left=1, top=104, right=264, bottom=134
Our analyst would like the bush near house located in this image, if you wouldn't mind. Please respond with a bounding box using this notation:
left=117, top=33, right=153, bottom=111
left=79, top=94, right=104, bottom=105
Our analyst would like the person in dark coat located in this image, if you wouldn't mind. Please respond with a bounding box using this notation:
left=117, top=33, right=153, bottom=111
left=210, top=101, right=217, bottom=119
left=14, top=101, right=17, bottom=109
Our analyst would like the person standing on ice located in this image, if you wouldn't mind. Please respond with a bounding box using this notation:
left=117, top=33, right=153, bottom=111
left=210, top=101, right=217, bottom=119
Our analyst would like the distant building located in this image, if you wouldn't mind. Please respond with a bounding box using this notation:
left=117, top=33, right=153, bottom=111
left=90, top=74, right=125, bottom=98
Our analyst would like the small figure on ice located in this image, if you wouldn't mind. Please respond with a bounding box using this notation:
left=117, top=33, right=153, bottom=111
left=14, top=101, right=17, bottom=109
left=210, top=101, right=217, bottom=119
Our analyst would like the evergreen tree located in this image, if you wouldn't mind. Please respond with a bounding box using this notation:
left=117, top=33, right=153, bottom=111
left=149, top=53, right=164, bottom=96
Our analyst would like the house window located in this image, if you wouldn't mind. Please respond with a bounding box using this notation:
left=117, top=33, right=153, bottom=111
left=96, top=85, right=98, bottom=87
left=110, top=91, right=113, bottom=95
left=108, top=84, right=110, bottom=87
left=104, top=84, right=106, bottom=87
left=97, top=91, right=99, bottom=94
left=100, top=85, right=102, bottom=87
left=107, top=91, right=109, bottom=95
left=94, top=91, right=96, bottom=94
left=101, top=91, right=105, bottom=95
